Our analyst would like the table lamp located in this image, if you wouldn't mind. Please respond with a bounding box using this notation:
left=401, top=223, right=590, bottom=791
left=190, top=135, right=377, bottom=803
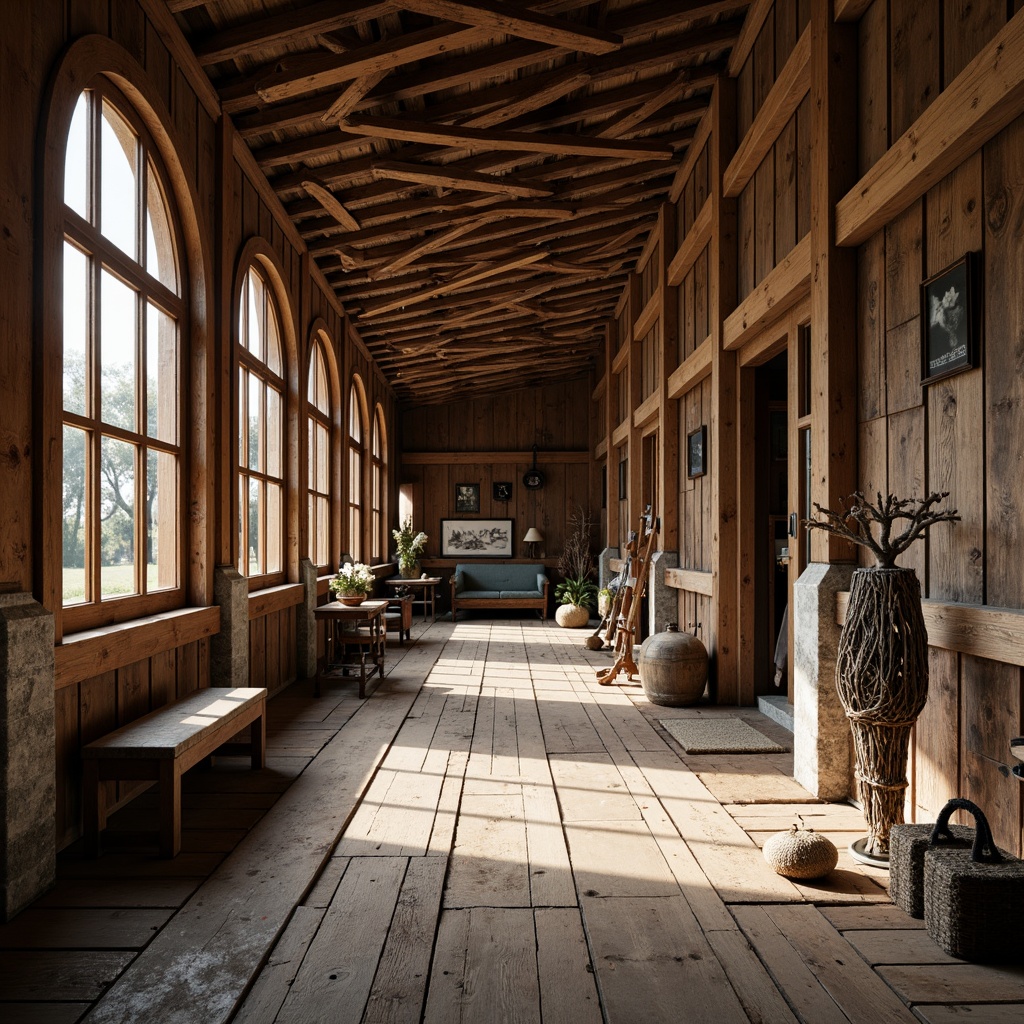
left=522, top=527, right=543, bottom=558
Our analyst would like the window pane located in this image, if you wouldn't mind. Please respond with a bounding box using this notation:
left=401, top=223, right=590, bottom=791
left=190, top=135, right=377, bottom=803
left=147, top=448, right=177, bottom=592
left=316, top=423, right=329, bottom=491
left=308, top=502, right=315, bottom=568
left=349, top=388, right=362, bottom=442
left=146, top=302, right=177, bottom=443
left=238, top=475, right=246, bottom=575
left=266, top=301, right=282, bottom=377
left=100, top=434, right=137, bottom=597
left=65, top=92, right=89, bottom=220
left=315, top=347, right=328, bottom=414
left=248, top=373, right=261, bottom=472
left=63, top=242, right=88, bottom=416
left=247, top=269, right=262, bottom=357
left=349, top=504, right=361, bottom=562
left=100, top=100, right=137, bottom=259
left=146, top=159, right=178, bottom=291
left=248, top=477, right=261, bottom=576
left=100, top=269, right=137, bottom=431
left=307, top=418, right=314, bottom=482
left=316, top=496, right=329, bottom=566
left=266, top=384, right=281, bottom=478
left=267, top=482, right=281, bottom=573
left=62, top=424, right=89, bottom=605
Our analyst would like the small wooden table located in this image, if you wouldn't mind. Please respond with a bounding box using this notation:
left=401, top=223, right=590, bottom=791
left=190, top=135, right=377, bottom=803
left=385, top=577, right=442, bottom=622
left=314, top=598, right=388, bottom=698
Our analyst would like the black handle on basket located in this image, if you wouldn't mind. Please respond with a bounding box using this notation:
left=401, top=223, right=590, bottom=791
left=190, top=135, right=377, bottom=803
left=929, top=797, right=1004, bottom=864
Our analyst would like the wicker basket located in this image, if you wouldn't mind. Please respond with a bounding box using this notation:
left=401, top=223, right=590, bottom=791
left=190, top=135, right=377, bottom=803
left=763, top=825, right=838, bottom=880
left=923, top=798, right=1024, bottom=963
left=889, top=820, right=972, bottom=918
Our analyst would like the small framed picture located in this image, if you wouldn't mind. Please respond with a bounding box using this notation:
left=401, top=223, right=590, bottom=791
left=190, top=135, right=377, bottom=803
left=922, top=252, right=979, bottom=385
left=455, top=483, right=480, bottom=514
left=492, top=481, right=512, bottom=502
left=618, top=459, right=628, bottom=500
left=687, top=425, right=707, bottom=479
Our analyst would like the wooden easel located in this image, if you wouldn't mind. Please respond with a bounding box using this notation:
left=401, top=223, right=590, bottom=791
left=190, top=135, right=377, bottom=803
left=596, top=507, right=658, bottom=686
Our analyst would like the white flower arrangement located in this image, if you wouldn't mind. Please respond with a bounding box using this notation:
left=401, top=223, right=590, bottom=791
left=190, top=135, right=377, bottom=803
left=329, top=561, right=375, bottom=596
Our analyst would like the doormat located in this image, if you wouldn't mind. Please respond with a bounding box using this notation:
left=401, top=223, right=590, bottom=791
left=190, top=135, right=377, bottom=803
left=658, top=717, right=789, bottom=754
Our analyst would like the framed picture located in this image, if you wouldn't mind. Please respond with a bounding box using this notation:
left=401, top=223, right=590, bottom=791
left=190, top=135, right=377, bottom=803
left=922, top=252, right=978, bottom=385
left=492, top=481, right=512, bottom=502
left=454, top=482, right=480, bottom=514
left=687, top=425, right=707, bottom=479
left=441, top=519, right=514, bottom=558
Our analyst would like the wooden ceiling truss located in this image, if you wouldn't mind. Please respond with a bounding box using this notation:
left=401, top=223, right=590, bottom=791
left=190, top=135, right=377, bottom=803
left=172, top=0, right=748, bottom=402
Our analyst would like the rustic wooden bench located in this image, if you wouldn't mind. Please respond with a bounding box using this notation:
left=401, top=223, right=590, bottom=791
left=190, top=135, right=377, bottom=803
left=81, top=687, right=267, bottom=858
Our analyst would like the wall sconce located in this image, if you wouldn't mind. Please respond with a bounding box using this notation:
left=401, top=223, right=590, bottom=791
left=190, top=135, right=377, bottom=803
left=522, top=527, right=543, bottom=558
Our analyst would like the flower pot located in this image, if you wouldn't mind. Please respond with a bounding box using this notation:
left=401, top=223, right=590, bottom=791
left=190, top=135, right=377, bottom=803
left=597, top=592, right=612, bottom=617
left=837, top=566, right=928, bottom=859
left=398, top=560, right=420, bottom=579
left=337, top=594, right=365, bottom=607
left=555, top=603, right=590, bottom=628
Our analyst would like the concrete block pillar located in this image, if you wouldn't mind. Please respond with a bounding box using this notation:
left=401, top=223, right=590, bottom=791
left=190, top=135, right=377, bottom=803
left=793, top=561, right=856, bottom=800
left=210, top=565, right=249, bottom=687
left=0, top=592, right=56, bottom=919
left=648, top=550, right=679, bottom=636
left=598, top=547, right=620, bottom=589
left=296, top=557, right=318, bottom=679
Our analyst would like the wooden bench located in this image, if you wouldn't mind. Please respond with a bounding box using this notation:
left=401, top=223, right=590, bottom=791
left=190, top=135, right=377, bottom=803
left=81, top=687, right=267, bottom=858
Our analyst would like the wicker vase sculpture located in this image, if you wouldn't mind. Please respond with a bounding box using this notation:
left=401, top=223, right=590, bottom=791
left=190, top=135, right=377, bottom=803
left=807, top=492, right=960, bottom=864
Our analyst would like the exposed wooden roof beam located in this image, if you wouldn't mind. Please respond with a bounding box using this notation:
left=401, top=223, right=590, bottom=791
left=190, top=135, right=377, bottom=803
left=322, top=70, right=391, bottom=124
left=369, top=161, right=553, bottom=198
left=302, top=178, right=361, bottom=231
left=462, top=67, right=593, bottom=129
left=193, top=1, right=396, bottom=66
left=359, top=252, right=549, bottom=317
left=597, top=70, right=694, bottom=138
left=398, top=1, right=621, bottom=55
left=606, top=0, right=751, bottom=41
left=338, top=114, right=675, bottom=160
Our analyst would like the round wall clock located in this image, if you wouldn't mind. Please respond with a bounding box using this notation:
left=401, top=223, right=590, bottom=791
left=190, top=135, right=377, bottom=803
left=523, top=445, right=545, bottom=490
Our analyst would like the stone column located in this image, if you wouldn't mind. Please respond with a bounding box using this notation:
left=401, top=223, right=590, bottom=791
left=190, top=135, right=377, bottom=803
left=210, top=565, right=249, bottom=688
left=793, top=561, right=856, bottom=800
left=647, top=550, right=679, bottom=637
left=598, top=547, right=620, bottom=589
left=296, top=558, right=318, bottom=679
left=0, top=592, right=55, bottom=920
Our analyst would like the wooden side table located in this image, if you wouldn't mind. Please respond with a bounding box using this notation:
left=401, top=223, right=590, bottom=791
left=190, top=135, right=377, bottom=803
left=385, top=577, right=442, bottom=622
left=313, top=599, right=387, bottom=698
left=384, top=593, right=413, bottom=643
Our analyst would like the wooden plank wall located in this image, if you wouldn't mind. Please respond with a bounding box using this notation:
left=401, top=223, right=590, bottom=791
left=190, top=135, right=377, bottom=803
left=400, top=379, right=594, bottom=566
left=855, top=1, right=1024, bottom=855
left=6, top=0, right=397, bottom=845
left=734, top=1, right=811, bottom=302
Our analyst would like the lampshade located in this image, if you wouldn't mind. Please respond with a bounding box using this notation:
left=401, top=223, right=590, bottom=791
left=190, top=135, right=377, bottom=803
left=522, top=527, right=543, bottom=543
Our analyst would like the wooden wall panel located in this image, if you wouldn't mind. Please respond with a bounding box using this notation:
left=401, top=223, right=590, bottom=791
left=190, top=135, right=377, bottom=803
left=889, top=0, right=940, bottom=138
left=858, top=0, right=888, bottom=175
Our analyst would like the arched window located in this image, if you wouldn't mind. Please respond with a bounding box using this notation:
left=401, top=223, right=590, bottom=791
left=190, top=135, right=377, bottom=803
left=308, top=337, right=332, bottom=572
left=348, top=378, right=367, bottom=562
left=371, top=406, right=387, bottom=563
left=237, top=265, right=285, bottom=584
left=61, top=85, right=184, bottom=627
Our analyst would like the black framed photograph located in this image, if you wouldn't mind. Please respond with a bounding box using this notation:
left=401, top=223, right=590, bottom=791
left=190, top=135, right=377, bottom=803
left=441, top=519, right=514, bottom=558
left=454, top=483, right=480, bottom=514
left=687, top=425, right=707, bottom=479
left=922, top=252, right=978, bottom=385
left=492, top=481, right=512, bottom=502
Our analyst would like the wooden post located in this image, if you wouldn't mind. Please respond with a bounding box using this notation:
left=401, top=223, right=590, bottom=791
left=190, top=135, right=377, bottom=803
left=809, top=0, right=858, bottom=563
left=604, top=322, right=619, bottom=553
left=710, top=77, right=740, bottom=703
left=627, top=273, right=643, bottom=531
left=215, top=115, right=236, bottom=570
left=658, top=203, right=680, bottom=555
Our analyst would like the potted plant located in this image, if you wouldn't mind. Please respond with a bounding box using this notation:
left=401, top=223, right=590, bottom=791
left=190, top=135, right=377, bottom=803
left=392, top=517, right=428, bottom=578
left=329, top=561, right=375, bottom=606
left=806, top=491, right=959, bottom=864
left=556, top=503, right=596, bottom=628
left=597, top=587, right=613, bottom=618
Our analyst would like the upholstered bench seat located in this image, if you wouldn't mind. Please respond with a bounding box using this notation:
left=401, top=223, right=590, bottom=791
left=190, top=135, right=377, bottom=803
left=450, top=563, right=548, bottom=621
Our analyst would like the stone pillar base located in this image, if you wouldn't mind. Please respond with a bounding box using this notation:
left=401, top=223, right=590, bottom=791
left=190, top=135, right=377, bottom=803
left=648, top=550, right=679, bottom=637
left=793, top=561, right=856, bottom=800
left=210, top=566, right=249, bottom=688
left=0, top=593, right=56, bottom=920
left=296, top=558, right=318, bottom=679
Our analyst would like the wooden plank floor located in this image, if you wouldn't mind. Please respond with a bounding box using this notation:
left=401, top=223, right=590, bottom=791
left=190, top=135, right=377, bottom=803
left=3, top=619, right=1024, bottom=1022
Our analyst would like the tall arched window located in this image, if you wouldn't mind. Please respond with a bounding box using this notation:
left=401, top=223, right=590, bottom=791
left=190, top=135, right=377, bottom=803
left=371, top=406, right=387, bottom=563
left=61, top=85, right=184, bottom=627
left=238, top=265, right=284, bottom=584
left=348, top=378, right=367, bottom=561
left=308, top=337, right=332, bottom=572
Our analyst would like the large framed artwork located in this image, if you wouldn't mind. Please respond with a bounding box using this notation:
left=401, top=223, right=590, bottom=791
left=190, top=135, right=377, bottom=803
left=921, top=252, right=979, bottom=385
left=440, top=519, right=514, bottom=559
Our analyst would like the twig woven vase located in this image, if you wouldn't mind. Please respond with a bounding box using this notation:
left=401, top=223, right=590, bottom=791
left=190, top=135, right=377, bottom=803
left=836, top=567, right=928, bottom=857
left=763, top=825, right=838, bottom=879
